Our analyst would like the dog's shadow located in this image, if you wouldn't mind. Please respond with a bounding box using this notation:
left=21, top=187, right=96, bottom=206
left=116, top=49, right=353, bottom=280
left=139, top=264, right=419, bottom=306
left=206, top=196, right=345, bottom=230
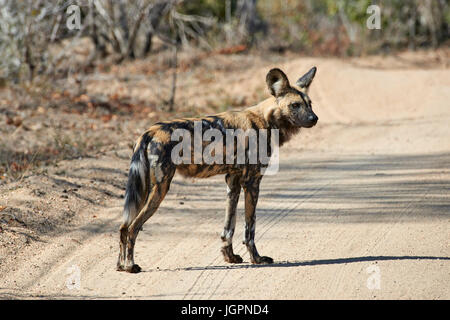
left=144, top=255, right=450, bottom=272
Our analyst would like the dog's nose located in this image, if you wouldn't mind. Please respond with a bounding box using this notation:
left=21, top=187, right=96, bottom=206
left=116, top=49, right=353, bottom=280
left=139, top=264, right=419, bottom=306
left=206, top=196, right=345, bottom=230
left=308, top=114, right=318, bottom=123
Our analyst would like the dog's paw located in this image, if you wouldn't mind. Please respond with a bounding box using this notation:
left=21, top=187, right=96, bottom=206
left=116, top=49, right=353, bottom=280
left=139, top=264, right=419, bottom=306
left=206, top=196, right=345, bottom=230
left=221, top=245, right=243, bottom=264
left=252, top=256, right=274, bottom=264
left=225, top=254, right=243, bottom=264
left=125, top=264, right=142, bottom=273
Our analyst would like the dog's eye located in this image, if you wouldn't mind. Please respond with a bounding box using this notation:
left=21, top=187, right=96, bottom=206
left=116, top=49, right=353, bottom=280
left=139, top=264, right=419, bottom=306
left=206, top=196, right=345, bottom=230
left=291, top=103, right=301, bottom=109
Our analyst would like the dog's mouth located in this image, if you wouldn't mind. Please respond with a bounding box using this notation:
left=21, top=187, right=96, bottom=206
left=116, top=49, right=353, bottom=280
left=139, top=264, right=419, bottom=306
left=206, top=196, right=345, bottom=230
left=294, top=119, right=317, bottom=128
left=304, top=119, right=318, bottom=128
left=303, top=114, right=318, bottom=128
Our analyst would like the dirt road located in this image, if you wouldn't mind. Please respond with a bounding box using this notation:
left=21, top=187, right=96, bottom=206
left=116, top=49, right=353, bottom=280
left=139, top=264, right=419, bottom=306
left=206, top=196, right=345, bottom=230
left=0, top=53, right=449, bottom=299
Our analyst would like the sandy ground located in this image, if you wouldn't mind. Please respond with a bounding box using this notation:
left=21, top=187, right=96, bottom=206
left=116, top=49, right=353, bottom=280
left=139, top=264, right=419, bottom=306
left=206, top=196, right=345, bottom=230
left=0, top=51, right=449, bottom=299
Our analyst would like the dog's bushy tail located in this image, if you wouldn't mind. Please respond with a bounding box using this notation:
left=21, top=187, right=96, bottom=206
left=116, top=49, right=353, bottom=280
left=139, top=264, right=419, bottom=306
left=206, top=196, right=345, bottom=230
left=122, top=132, right=152, bottom=226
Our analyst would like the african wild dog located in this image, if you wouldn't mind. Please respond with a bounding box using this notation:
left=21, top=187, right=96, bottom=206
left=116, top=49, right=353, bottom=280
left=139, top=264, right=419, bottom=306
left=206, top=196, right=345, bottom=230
left=117, top=67, right=318, bottom=273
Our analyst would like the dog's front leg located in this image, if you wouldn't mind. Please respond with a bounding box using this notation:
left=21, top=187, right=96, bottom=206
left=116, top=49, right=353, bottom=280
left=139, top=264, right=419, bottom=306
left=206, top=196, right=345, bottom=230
left=242, top=177, right=273, bottom=264
left=221, top=174, right=243, bottom=263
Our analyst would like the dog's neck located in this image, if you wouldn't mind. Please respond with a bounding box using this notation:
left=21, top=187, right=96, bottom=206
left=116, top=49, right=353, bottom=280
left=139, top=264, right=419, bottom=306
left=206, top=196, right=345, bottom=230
left=248, top=97, right=300, bottom=146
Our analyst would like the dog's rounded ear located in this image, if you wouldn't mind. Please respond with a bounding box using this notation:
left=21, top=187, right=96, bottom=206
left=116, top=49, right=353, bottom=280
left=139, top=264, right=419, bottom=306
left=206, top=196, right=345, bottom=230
left=266, top=68, right=290, bottom=98
left=296, top=66, right=317, bottom=90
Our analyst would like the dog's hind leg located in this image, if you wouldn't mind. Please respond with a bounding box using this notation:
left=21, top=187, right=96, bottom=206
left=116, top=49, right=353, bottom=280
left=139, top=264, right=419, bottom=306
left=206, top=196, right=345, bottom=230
left=117, top=223, right=129, bottom=271
left=221, top=173, right=243, bottom=263
left=125, top=165, right=175, bottom=273
left=242, top=176, right=273, bottom=264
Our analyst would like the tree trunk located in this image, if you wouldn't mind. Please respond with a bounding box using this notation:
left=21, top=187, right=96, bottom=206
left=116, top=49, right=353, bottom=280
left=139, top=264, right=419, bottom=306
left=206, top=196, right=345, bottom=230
left=236, top=0, right=267, bottom=45
left=143, top=1, right=172, bottom=56
left=167, top=44, right=178, bottom=112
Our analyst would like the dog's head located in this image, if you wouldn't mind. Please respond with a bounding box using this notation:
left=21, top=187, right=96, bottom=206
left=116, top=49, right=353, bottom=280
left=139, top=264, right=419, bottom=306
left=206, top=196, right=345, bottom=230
left=266, top=67, right=318, bottom=128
